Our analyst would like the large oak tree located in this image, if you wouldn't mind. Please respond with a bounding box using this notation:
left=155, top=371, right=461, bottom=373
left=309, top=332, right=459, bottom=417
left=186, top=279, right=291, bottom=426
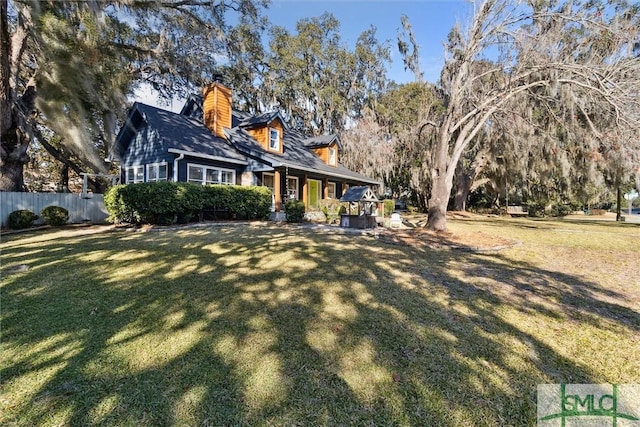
left=422, top=0, right=640, bottom=231
left=1, top=0, right=267, bottom=192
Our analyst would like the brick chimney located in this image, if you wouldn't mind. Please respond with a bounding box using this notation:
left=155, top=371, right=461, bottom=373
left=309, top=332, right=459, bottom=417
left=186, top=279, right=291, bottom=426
left=203, top=75, right=232, bottom=139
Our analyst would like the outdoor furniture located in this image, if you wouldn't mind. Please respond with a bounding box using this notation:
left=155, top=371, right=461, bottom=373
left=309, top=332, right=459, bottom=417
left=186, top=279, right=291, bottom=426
left=507, top=205, right=528, bottom=217
left=389, top=212, right=402, bottom=228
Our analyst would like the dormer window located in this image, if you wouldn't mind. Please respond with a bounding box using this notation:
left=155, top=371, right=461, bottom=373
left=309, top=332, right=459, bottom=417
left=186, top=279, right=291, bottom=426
left=328, top=146, right=337, bottom=166
left=269, top=128, right=280, bottom=151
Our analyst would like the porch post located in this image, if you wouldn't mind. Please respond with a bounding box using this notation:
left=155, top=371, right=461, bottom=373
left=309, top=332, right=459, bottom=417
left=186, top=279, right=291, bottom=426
left=302, top=174, right=308, bottom=211
left=323, top=178, right=329, bottom=199
left=274, top=169, right=282, bottom=211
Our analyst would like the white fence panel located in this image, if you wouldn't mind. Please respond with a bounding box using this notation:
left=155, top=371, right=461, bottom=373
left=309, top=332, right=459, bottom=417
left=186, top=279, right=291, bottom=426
left=0, top=192, right=109, bottom=228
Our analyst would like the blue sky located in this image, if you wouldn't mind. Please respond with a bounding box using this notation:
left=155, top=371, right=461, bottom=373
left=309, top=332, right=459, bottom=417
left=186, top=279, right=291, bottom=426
left=268, top=0, right=473, bottom=83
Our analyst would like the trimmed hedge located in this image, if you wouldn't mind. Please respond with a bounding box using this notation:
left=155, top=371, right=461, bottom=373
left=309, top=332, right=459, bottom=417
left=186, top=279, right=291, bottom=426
left=202, top=185, right=272, bottom=220
left=8, top=209, right=38, bottom=229
left=104, top=182, right=272, bottom=225
left=40, top=205, right=69, bottom=226
left=285, top=200, right=306, bottom=223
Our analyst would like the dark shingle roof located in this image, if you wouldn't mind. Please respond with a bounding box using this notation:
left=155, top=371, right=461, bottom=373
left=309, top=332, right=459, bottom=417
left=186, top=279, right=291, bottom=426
left=235, top=111, right=283, bottom=129
left=128, top=103, right=248, bottom=164
left=226, top=127, right=380, bottom=185
left=340, top=186, right=379, bottom=202
left=302, top=134, right=341, bottom=149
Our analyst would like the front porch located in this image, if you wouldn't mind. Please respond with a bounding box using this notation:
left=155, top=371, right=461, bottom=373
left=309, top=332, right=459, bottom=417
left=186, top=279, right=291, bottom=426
left=258, top=168, right=372, bottom=213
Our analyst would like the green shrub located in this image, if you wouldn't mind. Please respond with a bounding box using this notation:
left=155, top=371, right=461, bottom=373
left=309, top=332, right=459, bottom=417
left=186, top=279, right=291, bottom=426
left=40, top=205, right=69, bottom=226
left=319, top=199, right=341, bottom=223
left=549, top=203, right=573, bottom=217
left=202, top=185, right=271, bottom=220
left=383, top=199, right=395, bottom=216
left=285, top=200, right=306, bottom=222
left=525, top=201, right=546, bottom=218
left=104, top=184, right=141, bottom=224
left=105, top=182, right=272, bottom=224
left=8, top=209, right=38, bottom=229
left=522, top=201, right=575, bottom=218
left=234, top=186, right=272, bottom=220
left=104, top=182, right=204, bottom=225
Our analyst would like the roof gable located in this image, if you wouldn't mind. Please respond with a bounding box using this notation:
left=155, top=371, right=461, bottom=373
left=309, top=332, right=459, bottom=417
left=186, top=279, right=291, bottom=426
left=179, top=95, right=204, bottom=119
left=117, top=102, right=247, bottom=164
left=235, top=111, right=287, bottom=130
left=303, top=134, right=342, bottom=149
left=340, top=186, right=379, bottom=202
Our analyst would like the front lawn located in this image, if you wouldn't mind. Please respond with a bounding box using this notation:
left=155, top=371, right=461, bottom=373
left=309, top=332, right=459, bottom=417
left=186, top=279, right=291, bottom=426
left=1, top=219, right=638, bottom=426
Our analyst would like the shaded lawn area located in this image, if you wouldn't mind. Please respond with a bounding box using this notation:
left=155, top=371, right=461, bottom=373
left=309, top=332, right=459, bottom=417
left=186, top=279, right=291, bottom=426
left=1, top=219, right=639, bottom=426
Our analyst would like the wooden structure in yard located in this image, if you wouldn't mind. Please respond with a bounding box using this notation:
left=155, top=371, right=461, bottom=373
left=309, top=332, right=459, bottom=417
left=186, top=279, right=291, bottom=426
left=507, top=205, right=529, bottom=217
left=339, top=186, right=380, bottom=229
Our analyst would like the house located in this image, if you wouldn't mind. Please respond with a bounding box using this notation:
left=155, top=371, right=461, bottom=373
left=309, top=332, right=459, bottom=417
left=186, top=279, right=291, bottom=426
left=114, top=78, right=380, bottom=213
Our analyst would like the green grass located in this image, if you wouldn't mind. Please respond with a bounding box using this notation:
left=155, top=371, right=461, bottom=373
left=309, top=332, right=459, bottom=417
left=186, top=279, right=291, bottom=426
left=1, top=219, right=639, bottom=426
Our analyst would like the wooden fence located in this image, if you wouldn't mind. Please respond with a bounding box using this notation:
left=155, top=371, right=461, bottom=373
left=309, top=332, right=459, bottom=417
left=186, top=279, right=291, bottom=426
left=1, top=192, right=109, bottom=228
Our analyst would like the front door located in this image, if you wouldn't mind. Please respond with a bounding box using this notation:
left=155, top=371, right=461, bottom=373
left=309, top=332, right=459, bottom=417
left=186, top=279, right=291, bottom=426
left=308, top=179, right=322, bottom=210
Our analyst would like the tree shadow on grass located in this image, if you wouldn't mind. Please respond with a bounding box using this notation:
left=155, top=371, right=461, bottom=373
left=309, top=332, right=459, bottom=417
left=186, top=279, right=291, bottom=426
left=1, top=224, right=638, bottom=426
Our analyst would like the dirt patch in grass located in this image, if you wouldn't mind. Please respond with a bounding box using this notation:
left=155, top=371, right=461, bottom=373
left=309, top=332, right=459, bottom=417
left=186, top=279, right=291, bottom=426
left=378, top=228, right=519, bottom=251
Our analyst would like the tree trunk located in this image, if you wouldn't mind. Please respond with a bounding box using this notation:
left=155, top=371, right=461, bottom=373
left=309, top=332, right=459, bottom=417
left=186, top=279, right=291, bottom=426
left=426, top=131, right=453, bottom=231
left=59, top=163, right=70, bottom=193
left=454, top=165, right=471, bottom=211
left=1, top=2, right=36, bottom=192
left=0, top=126, right=29, bottom=191
left=455, top=149, right=490, bottom=211
left=616, top=185, right=622, bottom=222
left=427, top=173, right=452, bottom=231
left=0, top=0, right=26, bottom=191
left=1, top=0, right=11, bottom=134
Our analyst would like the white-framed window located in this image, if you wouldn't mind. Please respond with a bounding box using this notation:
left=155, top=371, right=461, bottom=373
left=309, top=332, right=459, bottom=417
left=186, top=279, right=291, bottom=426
left=286, top=176, right=299, bottom=200
left=147, top=163, right=168, bottom=182
left=327, top=182, right=336, bottom=199
left=269, top=128, right=280, bottom=151
left=126, top=166, right=144, bottom=183
left=262, top=172, right=275, bottom=193
left=187, top=163, right=235, bottom=185
left=328, top=146, right=337, bottom=165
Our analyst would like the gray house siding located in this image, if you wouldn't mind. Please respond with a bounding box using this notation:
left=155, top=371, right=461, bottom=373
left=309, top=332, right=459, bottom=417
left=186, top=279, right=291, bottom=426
left=122, top=126, right=173, bottom=167
left=120, top=125, right=175, bottom=183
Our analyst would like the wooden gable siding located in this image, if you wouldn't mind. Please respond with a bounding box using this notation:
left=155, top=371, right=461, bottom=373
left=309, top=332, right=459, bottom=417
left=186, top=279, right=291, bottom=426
left=247, top=119, right=284, bottom=155
left=203, top=83, right=232, bottom=139
left=312, top=143, right=338, bottom=166
left=312, top=147, right=328, bottom=163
